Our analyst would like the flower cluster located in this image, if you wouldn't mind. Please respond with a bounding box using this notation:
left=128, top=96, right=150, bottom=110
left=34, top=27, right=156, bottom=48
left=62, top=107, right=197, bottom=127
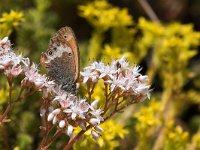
left=0, top=37, right=54, bottom=91
left=44, top=88, right=104, bottom=138
left=81, top=56, right=150, bottom=101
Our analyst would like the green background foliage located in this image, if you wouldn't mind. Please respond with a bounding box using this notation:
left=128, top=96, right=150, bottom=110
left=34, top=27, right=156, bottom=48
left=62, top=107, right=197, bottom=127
left=0, top=0, right=200, bottom=149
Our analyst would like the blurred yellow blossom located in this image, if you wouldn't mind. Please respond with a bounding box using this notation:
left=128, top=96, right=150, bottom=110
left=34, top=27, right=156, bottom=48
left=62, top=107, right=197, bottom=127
left=164, top=121, right=189, bottom=150
left=79, top=0, right=133, bottom=31
left=0, top=83, right=9, bottom=105
left=0, top=10, right=24, bottom=38
left=74, top=120, right=128, bottom=150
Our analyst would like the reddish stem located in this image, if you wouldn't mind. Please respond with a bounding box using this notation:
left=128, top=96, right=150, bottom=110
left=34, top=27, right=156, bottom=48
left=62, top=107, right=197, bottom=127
left=63, top=125, right=92, bottom=150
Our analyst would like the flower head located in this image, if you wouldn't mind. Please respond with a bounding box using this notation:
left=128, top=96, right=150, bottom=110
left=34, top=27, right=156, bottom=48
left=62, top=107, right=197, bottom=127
left=64, top=99, right=89, bottom=120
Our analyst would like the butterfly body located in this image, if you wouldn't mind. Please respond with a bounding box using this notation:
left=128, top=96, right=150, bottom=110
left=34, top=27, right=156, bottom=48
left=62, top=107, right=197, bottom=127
left=40, top=27, right=79, bottom=94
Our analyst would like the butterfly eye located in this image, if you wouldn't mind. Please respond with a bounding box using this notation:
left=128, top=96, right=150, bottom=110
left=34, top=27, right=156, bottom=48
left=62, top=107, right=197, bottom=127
left=64, top=35, right=67, bottom=39
left=68, top=52, right=72, bottom=56
left=48, top=50, right=53, bottom=56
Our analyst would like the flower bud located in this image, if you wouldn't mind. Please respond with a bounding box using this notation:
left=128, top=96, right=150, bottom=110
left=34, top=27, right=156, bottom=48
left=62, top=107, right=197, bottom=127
left=94, top=126, right=104, bottom=132
left=34, top=81, right=44, bottom=87
left=52, top=116, right=58, bottom=124
left=91, top=130, right=100, bottom=141
left=89, top=118, right=99, bottom=126
left=47, top=113, right=54, bottom=121
left=0, top=65, right=4, bottom=70
left=40, top=108, right=46, bottom=117
left=48, top=106, right=54, bottom=112
left=80, top=123, right=86, bottom=131
left=66, top=125, right=73, bottom=137
left=59, top=120, right=66, bottom=128
left=52, top=108, right=61, bottom=115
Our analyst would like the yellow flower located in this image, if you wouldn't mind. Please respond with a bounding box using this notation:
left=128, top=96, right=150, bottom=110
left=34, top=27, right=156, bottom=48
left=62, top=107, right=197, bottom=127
left=0, top=10, right=24, bottom=37
left=79, top=0, right=133, bottom=31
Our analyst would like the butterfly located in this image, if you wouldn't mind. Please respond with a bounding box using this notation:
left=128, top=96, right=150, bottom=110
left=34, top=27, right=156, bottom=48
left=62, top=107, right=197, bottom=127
left=40, top=26, right=80, bottom=94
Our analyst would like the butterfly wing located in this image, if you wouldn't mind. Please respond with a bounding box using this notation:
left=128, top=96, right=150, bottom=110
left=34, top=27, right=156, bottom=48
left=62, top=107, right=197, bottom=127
left=40, top=26, right=80, bottom=93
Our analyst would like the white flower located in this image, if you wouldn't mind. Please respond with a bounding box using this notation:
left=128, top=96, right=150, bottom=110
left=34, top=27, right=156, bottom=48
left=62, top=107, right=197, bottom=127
left=99, top=65, right=115, bottom=79
left=89, top=108, right=104, bottom=122
left=64, top=99, right=89, bottom=120
left=85, top=61, right=105, bottom=71
left=80, top=69, right=99, bottom=83
left=130, top=65, right=142, bottom=76
left=134, top=84, right=150, bottom=95
left=21, top=57, right=30, bottom=67
left=4, top=66, right=23, bottom=78
left=53, top=92, right=69, bottom=101
left=59, top=120, right=66, bottom=128
left=111, top=56, right=129, bottom=71
left=22, top=63, right=48, bottom=89
left=107, top=76, right=127, bottom=92
left=0, top=55, right=13, bottom=67
left=12, top=54, right=23, bottom=67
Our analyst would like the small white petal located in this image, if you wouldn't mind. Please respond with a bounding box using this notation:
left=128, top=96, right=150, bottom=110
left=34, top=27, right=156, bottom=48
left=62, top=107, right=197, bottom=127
left=91, top=100, right=99, bottom=108
left=52, top=108, right=61, bottom=115
left=94, top=126, right=104, bottom=132
left=67, top=125, right=73, bottom=137
left=138, top=75, right=149, bottom=83
left=91, top=130, right=100, bottom=141
left=83, top=77, right=89, bottom=83
left=2, top=37, right=8, bottom=43
left=59, top=120, right=66, bottom=128
left=47, top=113, right=54, bottom=121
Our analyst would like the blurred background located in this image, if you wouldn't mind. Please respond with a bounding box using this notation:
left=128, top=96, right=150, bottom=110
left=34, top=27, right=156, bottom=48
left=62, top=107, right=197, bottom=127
left=0, top=0, right=200, bottom=149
